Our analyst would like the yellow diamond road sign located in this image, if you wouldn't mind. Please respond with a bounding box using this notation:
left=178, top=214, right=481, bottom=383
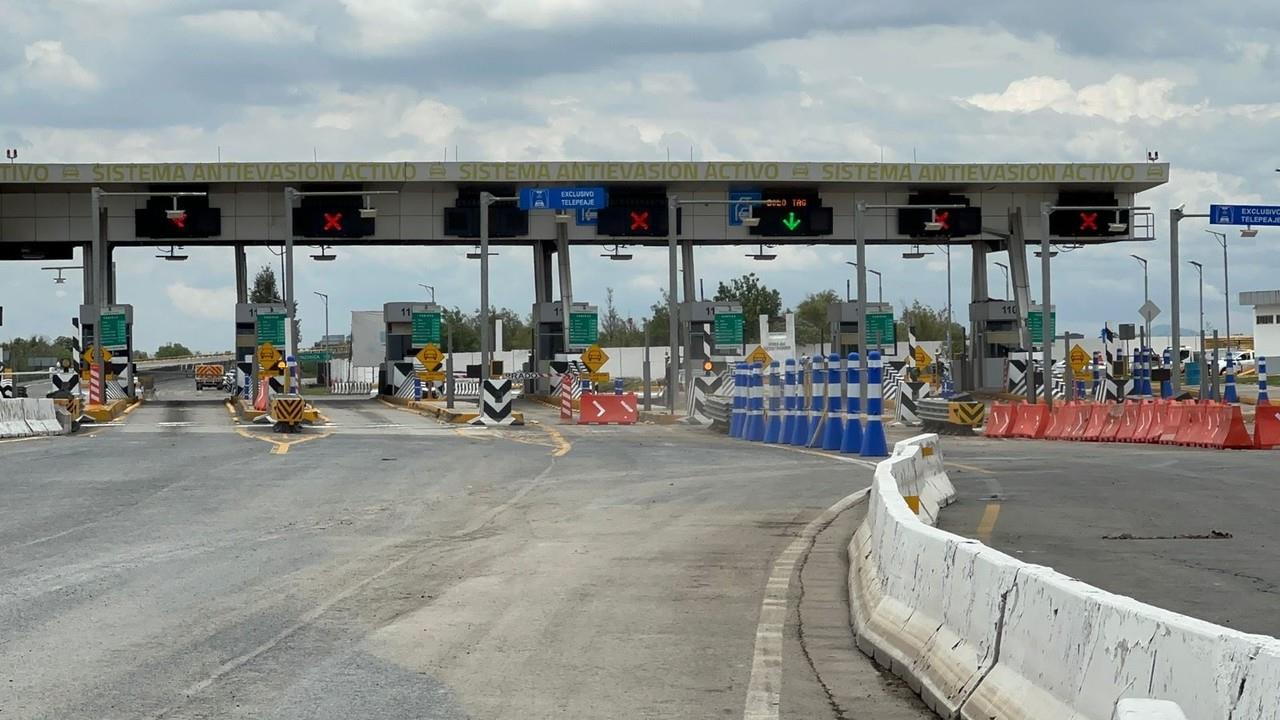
left=416, top=343, right=443, bottom=369
left=581, top=344, right=609, bottom=373
left=257, top=342, right=282, bottom=368
left=746, top=345, right=773, bottom=367
left=1070, top=344, right=1091, bottom=375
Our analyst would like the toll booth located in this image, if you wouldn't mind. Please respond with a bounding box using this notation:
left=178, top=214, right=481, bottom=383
left=969, top=300, right=1021, bottom=390
left=827, top=301, right=897, bottom=357
left=78, top=304, right=135, bottom=401
left=968, top=301, right=1056, bottom=390
left=681, top=301, right=745, bottom=372
left=381, top=302, right=444, bottom=398
left=235, top=303, right=288, bottom=401
left=532, top=301, right=597, bottom=392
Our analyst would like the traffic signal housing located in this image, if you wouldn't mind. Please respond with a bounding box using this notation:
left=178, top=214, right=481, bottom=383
left=897, top=194, right=982, bottom=238
left=748, top=192, right=833, bottom=237
left=1049, top=191, right=1129, bottom=238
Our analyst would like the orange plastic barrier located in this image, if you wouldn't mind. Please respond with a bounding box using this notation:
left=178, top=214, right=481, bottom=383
left=1172, top=403, right=1205, bottom=445
left=1255, top=404, right=1280, bottom=448
left=1043, top=402, right=1074, bottom=440
left=1081, top=404, right=1110, bottom=441
left=1159, top=401, right=1188, bottom=444
left=1011, top=403, right=1050, bottom=439
left=1138, top=401, right=1167, bottom=443
left=984, top=402, right=1011, bottom=437
left=1061, top=403, right=1089, bottom=440
left=1199, top=404, right=1253, bottom=449
left=1114, top=402, right=1142, bottom=442
left=578, top=392, right=638, bottom=425
left=1098, top=403, right=1125, bottom=441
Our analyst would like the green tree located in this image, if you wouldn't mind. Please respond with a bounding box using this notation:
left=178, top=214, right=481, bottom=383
left=1, top=335, right=77, bottom=371
left=645, top=289, right=673, bottom=348
left=249, top=265, right=280, bottom=303
left=794, top=289, right=840, bottom=345
left=713, top=273, right=782, bottom=343
left=898, top=300, right=965, bottom=358
left=155, top=342, right=194, bottom=359
left=599, top=288, right=644, bottom=346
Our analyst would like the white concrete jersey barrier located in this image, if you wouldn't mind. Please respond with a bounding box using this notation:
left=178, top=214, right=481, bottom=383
left=848, top=434, right=1280, bottom=720
left=0, top=398, right=66, bottom=437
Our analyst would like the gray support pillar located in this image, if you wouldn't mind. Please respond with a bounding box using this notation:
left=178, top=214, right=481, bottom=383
left=82, top=243, right=95, bottom=306
left=1039, top=202, right=1054, bottom=410
left=555, top=224, right=573, bottom=356
left=108, top=252, right=117, bottom=304
left=234, top=244, right=248, bottom=303
left=969, top=240, right=989, bottom=390
left=681, top=240, right=697, bottom=393
left=1006, top=207, right=1035, bottom=403
left=533, top=240, right=554, bottom=304
left=1169, top=209, right=1182, bottom=394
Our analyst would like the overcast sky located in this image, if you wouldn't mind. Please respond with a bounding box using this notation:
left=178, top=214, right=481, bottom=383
left=2, top=0, right=1278, bottom=352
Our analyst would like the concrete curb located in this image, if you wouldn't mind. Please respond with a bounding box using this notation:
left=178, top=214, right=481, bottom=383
left=380, top=396, right=524, bottom=426
left=847, top=434, right=1280, bottom=719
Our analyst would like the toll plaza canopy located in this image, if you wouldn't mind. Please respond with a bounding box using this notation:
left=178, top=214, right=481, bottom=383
left=0, top=160, right=1169, bottom=255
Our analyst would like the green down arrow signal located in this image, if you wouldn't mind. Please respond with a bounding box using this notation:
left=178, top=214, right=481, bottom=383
left=781, top=211, right=801, bottom=231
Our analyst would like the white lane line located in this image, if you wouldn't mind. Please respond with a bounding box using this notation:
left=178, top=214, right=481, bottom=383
left=742, top=486, right=871, bottom=720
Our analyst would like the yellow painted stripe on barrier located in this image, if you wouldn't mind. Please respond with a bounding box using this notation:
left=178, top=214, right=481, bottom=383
left=904, top=495, right=921, bottom=513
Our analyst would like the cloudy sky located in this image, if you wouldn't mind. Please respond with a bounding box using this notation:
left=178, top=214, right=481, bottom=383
left=2, top=0, right=1278, bottom=352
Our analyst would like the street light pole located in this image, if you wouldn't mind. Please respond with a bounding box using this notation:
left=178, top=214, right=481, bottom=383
left=314, top=290, right=329, bottom=384
left=479, top=192, right=493, bottom=385
left=995, top=262, right=1010, bottom=300
left=1206, top=230, right=1230, bottom=355
left=1189, top=260, right=1206, bottom=398
left=1131, top=254, right=1149, bottom=343
left=284, top=188, right=298, bottom=362
left=418, top=284, right=435, bottom=303
left=666, top=194, right=679, bottom=413
left=844, top=262, right=882, bottom=303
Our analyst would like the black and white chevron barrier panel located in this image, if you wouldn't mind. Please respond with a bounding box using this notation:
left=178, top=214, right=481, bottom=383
left=472, top=379, right=514, bottom=426
left=330, top=380, right=375, bottom=395
left=893, top=380, right=931, bottom=427
left=686, top=373, right=727, bottom=426
left=0, top=373, right=14, bottom=399
left=883, top=361, right=906, bottom=402
left=48, top=369, right=80, bottom=397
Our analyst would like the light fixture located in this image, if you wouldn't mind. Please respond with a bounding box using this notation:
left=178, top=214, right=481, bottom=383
left=923, top=221, right=944, bottom=232
left=600, top=245, right=633, bottom=261
left=902, top=243, right=932, bottom=260
left=1241, top=227, right=1258, bottom=238
left=156, top=245, right=188, bottom=261
left=1108, top=222, right=1128, bottom=233
left=746, top=243, right=777, bottom=261
left=359, top=195, right=376, bottom=218
left=1034, top=250, right=1059, bottom=257
left=743, top=216, right=761, bottom=228
left=165, top=196, right=185, bottom=220
left=466, top=245, right=499, bottom=260
left=54, top=276, right=66, bottom=284
left=555, top=212, right=571, bottom=225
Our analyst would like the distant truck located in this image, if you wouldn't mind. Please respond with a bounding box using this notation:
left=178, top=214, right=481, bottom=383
left=194, top=364, right=224, bottom=390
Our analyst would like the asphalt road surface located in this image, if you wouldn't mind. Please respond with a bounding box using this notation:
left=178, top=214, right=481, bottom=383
left=939, top=436, right=1280, bottom=638
left=0, top=379, right=931, bottom=720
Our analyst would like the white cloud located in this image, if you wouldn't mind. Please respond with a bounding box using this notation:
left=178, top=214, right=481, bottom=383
left=164, top=283, right=236, bottom=322
left=965, top=75, right=1203, bottom=123
left=17, top=40, right=98, bottom=91
left=179, top=10, right=316, bottom=44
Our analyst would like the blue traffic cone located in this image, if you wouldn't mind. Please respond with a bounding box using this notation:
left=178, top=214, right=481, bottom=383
left=764, top=361, right=783, bottom=443
left=840, top=352, right=863, bottom=454
left=789, top=358, right=810, bottom=446
left=806, top=355, right=827, bottom=448
left=822, top=353, right=844, bottom=450
left=781, top=358, right=798, bottom=442
left=730, top=363, right=747, bottom=438
left=860, top=350, right=888, bottom=457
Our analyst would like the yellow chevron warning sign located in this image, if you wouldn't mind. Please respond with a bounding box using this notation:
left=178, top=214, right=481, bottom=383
left=1070, top=344, right=1090, bottom=375
left=912, top=345, right=932, bottom=370
left=947, top=401, right=986, bottom=427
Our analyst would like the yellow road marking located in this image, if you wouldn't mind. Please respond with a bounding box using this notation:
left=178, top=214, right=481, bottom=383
left=542, top=425, right=571, bottom=457
left=120, top=400, right=143, bottom=417
left=976, top=503, right=1001, bottom=544
left=235, top=427, right=332, bottom=455
left=947, top=461, right=996, bottom=475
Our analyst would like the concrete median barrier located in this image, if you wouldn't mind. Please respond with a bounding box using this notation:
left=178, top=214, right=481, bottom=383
left=847, top=433, right=1280, bottom=719
left=0, top=398, right=67, bottom=437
